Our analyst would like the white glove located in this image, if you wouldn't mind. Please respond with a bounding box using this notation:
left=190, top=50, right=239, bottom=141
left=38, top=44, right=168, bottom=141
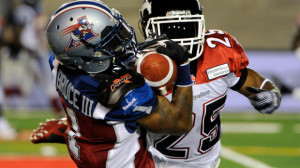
left=246, top=86, right=281, bottom=114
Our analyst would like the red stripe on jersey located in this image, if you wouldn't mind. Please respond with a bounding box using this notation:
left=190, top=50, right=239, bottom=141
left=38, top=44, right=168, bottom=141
left=135, top=130, right=155, bottom=168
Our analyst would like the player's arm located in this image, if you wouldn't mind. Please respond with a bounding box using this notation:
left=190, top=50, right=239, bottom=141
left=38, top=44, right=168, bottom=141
left=137, top=86, right=192, bottom=134
left=221, top=31, right=281, bottom=114
left=137, top=41, right=193, bottom=135
left=235, top=68, right=281, bottom=114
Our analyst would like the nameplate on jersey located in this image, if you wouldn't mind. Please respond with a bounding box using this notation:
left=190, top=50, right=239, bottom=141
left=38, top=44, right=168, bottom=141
left=56, top=69, right=96, bottom=117
left=206, top=64, right=230, bottom=80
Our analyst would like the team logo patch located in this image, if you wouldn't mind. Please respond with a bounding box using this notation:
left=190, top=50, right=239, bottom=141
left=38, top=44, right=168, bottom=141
left=206, top=64, right=230, bottom=80
left=122, top=98, right=137, bottom=111
left=59, top=16, right=99, bottom=52
left=110, top=74, right=132, bottom=91
left=193, top=90, right=210, bottom=100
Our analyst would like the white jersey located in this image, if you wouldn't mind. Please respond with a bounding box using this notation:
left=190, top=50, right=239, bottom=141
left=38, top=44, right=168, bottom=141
left=148, top=30, right=249, bottom=168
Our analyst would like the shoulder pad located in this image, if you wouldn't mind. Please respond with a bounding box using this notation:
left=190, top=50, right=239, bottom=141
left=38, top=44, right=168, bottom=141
left=93, top=66, right=145, bottom=108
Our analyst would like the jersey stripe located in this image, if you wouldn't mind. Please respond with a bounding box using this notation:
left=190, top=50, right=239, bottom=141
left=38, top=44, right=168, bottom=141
left=47, top=1, right=113, bottom=30
left=54, top=1, right=111, bottom=16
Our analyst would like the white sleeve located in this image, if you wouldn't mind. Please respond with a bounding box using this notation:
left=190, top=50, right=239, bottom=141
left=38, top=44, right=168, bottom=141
left=226, top=72, right=241, bottom=88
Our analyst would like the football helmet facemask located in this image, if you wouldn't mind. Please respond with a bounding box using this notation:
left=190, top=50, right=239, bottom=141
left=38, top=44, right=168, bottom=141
left=139, top=0, right=205, bottom=61
left=47, top=0, right=138, bottom=73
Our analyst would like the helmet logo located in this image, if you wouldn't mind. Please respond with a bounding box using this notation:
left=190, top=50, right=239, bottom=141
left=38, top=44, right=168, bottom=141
left=166, top=10, right=192, bottom=16
left=60, top=16, right=99, bottom=52
left=140, top=0, right=152, bottom=17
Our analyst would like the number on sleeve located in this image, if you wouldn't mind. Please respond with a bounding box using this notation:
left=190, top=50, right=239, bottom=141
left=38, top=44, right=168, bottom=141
left=205, top=30, right=232, bottom=48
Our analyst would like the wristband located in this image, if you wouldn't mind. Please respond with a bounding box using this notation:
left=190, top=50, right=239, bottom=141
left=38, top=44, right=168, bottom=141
left=176, top=62, right=193, bottom=87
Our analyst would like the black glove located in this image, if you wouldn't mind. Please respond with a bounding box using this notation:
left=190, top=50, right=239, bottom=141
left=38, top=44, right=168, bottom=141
left=156, top=41, right=192, bottom=65
left=246, top=86, right=281, bottom=114
left=138, top=34, right=168, bottom=51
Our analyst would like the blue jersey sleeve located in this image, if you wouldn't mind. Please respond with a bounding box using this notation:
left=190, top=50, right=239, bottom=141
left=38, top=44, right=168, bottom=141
left=104, top=83, right=158, bottom=133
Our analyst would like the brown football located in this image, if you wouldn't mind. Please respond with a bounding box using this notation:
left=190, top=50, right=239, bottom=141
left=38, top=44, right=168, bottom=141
left=135, top=51, right=177, bottom=95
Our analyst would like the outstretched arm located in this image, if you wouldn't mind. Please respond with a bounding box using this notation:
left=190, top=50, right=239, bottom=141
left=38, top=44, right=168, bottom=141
left=137, top=86, right=192, bottom=135
left=237, top=68, right=281, bottom=114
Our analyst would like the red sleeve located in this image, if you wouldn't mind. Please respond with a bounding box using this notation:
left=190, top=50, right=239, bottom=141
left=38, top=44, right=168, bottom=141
left=195, top=30, right=249, bottom=84
left=225, top=32, right=249, bottom=77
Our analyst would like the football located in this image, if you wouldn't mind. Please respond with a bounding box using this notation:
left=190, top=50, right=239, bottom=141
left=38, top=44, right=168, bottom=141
left=135, top=50, right=177, bottom=95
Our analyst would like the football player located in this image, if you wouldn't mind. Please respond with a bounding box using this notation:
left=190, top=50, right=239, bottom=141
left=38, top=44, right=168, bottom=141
left=32, top=0, right=193, bottom=167
left=138, top=0, right=281, bottom=167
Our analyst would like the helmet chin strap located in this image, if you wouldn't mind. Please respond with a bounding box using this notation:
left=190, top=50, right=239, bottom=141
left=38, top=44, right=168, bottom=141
left=80, top=39, right=96, bottom=49
left=79, top=38, right=115, bottom=62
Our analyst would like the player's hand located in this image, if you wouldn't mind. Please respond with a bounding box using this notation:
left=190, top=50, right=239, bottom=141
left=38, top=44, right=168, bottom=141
left=30, top=118, right=67, bottom=144
left=138, top=34, right=168, bottom=51
left=246, top=86, right=281, bottom=114
left=156, top=41, right=192, bottom=65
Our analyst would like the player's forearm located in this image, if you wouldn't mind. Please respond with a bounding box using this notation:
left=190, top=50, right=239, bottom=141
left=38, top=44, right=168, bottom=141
left=138, top=86, right=192, bottom=134
left=238, top=68, right=281, bottom=114
left=239, top=68, right=281, bottom=98
left=171, top=86, right=193, bottom=130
